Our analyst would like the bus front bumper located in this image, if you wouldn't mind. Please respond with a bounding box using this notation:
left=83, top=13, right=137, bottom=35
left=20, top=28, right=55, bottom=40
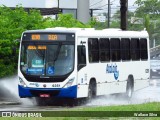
left=18, top=85, right=77, bottom=98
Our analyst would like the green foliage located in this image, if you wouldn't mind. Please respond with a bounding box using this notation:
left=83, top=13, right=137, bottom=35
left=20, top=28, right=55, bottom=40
left=135, top=0, right=160, bottom=18
left=89, top=18, right=97, bottom=28
left=93, top=21, right=108, bottom=30
left=0, top=6, right=45, bottom=41
left=75, top=102, right=160, bottom=111
left=45, top=14, right=91, bottom=28
left=0, top=5, right=47, bottom=78
left=109, top=0, right=160, bottom=47
left=110, top=10, right=144, bottom=31
left=135, top=0, right=160, bottom=47
left=0, top=6, right=91, bottom=78
left=0, top=40, right=15, bottom=77
left=110, top=21, right=120, bottom=28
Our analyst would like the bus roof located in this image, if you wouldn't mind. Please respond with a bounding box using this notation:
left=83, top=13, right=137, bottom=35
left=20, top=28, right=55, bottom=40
left=23, top=27, right=149, bottom=38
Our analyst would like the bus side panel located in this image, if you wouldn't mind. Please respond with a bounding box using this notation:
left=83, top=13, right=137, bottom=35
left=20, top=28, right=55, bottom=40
left=97, top=83, right=112, bottom=95
left=77, top=85, right=88, bottom=98
left=96, top=78, right=127, bottom=95
left=134, top=79, right=149, bottom=91
left=76, top=60, right=89, bottom=98
left=129, top=60, right=150, bottom=91
left=113, top=81, right=127, bottom=94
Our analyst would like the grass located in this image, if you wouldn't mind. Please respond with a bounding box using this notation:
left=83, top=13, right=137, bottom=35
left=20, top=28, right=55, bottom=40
left=72, top=102, right=160, bottom=111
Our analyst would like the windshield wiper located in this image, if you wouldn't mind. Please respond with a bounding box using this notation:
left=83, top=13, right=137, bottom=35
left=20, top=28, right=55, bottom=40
left=53, top=43, right=62, bottom=63
left=31, top=42, right=45, bottom=58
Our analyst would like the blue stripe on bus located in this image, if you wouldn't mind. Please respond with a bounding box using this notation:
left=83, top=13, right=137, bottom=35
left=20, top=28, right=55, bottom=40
left=18, top=85, right=77, bottom=98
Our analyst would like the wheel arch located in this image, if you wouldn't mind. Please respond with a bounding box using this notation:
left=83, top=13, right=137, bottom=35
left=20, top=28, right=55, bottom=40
left=89, top=77, right=97, bottom=85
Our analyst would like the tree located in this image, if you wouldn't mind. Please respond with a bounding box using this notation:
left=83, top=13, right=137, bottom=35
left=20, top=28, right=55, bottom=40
left=135, top=0, right=160, bottom=18
left=135, top=0, right=160, bottom=47
left=0, top=6, right=47, bottom=78
left=0, top=6, right=91, bottom=78
left=110, top=10, right=144, bottom=31
left=50, top=14, right=91, bottom=28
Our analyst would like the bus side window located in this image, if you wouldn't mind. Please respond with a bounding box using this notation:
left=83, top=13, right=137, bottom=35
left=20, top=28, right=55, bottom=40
left=131, top=38, right=140, bottom=60
left=140, top=38, right=148, bottom=60
left=88, top=38, right=99, bottom=63
left=99, top=38, right=110, bottom=62
left=121, top=38, right=130, bottom=61
left=110, top=38, right=121, bottom=61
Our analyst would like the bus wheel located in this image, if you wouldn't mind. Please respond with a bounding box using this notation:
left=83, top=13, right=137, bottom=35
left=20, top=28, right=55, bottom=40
left=88, top=85, right=92, bottom=100
left=126, top=77, right=134, bottom=98
left=87, top=81, right=96, bottom=102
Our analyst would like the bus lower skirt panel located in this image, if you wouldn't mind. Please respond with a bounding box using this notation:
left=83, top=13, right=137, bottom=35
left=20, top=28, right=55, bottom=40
left=18, top=85, right=77, bottom=98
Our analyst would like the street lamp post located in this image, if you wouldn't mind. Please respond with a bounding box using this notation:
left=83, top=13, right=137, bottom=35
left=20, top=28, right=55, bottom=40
left=120, top=0, right=128, bottom=30
left=108, top=0, right=110, bottom=28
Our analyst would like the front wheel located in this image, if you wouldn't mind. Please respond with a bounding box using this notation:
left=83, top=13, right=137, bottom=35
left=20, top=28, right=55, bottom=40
left=126, top=79, right=134, bottom=98
left=88, top=85, right=93, bottom=100
left=87, top=81, right=96, bottom=102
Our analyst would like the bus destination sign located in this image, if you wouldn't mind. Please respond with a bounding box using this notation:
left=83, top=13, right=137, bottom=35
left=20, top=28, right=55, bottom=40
left=22, top=32, right=75, bottom=41
left=31, top=34, right=65, bottom=40
left=22, top=33, right=75, bottom=41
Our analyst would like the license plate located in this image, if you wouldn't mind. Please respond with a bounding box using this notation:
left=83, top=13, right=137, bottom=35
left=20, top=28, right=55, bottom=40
left=40, top=94, right=50, bottom=98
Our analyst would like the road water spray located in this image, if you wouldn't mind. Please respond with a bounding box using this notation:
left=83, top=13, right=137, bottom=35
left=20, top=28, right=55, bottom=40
left=86, top=86, right=160, bottom=107
left=1, top=75, right=160, bottom=107
left=0, top=75, right=36, bottom=105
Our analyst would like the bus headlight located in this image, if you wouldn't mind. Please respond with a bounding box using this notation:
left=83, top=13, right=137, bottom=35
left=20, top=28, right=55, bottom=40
left=19, top=77, right=27, bottom=87
left=63, top=77, right=75, bottom=88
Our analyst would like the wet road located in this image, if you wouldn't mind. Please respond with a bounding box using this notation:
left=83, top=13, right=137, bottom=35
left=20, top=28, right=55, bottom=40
left=0, top=76, right=160, bottom=111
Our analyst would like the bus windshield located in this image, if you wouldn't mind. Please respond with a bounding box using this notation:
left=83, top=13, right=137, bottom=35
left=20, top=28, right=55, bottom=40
left=20, top=44, right=74, bottom=76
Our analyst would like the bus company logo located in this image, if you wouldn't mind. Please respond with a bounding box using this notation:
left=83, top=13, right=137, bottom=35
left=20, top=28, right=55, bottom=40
left=106, top=64, right=119, bottom=80
left=29, top=83, right=39, bottom=87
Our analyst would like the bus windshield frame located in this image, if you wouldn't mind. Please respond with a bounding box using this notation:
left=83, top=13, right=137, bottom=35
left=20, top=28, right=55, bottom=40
left=20, top=32, right=75, bottom=82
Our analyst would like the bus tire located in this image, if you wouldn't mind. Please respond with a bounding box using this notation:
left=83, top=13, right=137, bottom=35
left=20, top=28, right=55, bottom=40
left=126, top=76, right=134, bottom=98
left=87, top=80, right=96, bottom=101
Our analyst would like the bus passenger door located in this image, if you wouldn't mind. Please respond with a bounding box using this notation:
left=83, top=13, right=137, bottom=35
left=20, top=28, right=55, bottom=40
left=77, top=44, right=88, bottom=98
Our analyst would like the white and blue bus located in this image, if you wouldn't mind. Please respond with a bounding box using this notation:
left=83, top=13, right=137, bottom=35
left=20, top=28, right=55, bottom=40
left=18, top=28, right=150, bottom=103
